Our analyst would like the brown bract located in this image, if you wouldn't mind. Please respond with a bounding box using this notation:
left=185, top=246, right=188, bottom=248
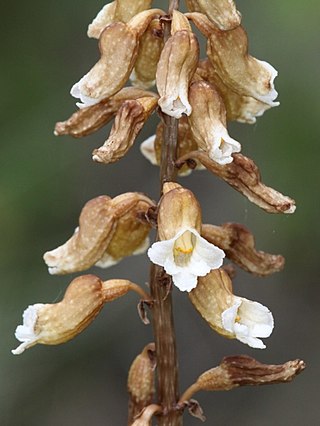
left=195, top=355, right=305, bottom=392
left=195, top=59, right=275, bottom=124
left=158, top=183, right=202, bottom=240
left=186, top=0, right=241, bottom=30
left=43, top=193, right=155, bottom=274
left=92, top=96, right=158, bottom=164
left=176, top=151, right=296, bottom=214
left=55, top=87, right=158, bottom=138
left=201, top=223, right=285, bottom=276
left=187, top=13, right=278, bottom=106
left=156, top=27, right=199, bottom=118
left=131, top=18, right=164, bottom=89
left=128, top=343, right=156, bottom=415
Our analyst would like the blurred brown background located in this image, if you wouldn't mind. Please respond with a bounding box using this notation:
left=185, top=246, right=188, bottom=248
left=1, top=1, right=319, bottom=425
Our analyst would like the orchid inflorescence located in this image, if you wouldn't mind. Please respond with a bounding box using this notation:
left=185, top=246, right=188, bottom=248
left=13, top=1, right=304, bottom=424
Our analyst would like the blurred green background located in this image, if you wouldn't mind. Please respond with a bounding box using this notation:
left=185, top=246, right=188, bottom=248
left=1, top=1, right=319, bottom=425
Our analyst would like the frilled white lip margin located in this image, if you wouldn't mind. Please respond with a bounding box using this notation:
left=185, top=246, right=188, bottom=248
left=12, top=304, right=44, bottom=355
left=148, top=227, right=225, bottom=292
left=221, top=298, right=274, bottom=349
left=70, top=76, right=103, bottom=109
left=209, top=125, right=241, bottom=165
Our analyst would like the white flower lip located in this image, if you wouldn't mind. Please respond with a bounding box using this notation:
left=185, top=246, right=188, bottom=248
left=221, top=297, right=274, bottom=349
left=255, top=60, right=279, bottom=106
left=140, top=135, right=157, bottom=165
left=12, top=303, right=45, bottom=355
left=148, top=227, right=225, bottom=292
left=209, top=126, right=241, bottom=165
left=70, top=78, right=103, bottom=109
left=158, top=94, right=192, bottom=119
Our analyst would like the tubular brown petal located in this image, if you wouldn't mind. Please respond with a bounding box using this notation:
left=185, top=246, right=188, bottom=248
left=196, top=59, right=276, bottom=124
left=102, top=279, right=151, bottom=303
left=87, top=2, right=156, bottom=39
left=188, top=80, right=241, bottom=165
left=115, top=0, right=153, bottom=25
left=188, top=13, right=278, bottom=105
left=201, top=223, right=285, bottom=276
left=12, top=275, right=106, bottom=354
left=71, top=22, right=139, bottom=106
left=43, top=196, right=115, bottom=275
left=127, top=9, right=166, bottom=38
left=43, top=193, right=155, bottom=275
left=195, top=356, right=306, bottom=392
left=158, top=184, right=202, bottom=240
left=131, top=19, right=164, bottom=89
left=55, top=87, right=158, bottom=138
left=189, top=269, right=235, bottom=339
left=128, top=343, right=156, bottom=417
left=98, top=192, right=155, bottom=265
left=171, top=10, right=192, bottom=33
left=87, top=1, right=117, bottom=39
left=176, top=151, right=296, bottom=214
left=92, top=96, right=158, bottom=164
left=156, top=30, right=199, bottom=118
left=186, top=0, right=241, bottom=30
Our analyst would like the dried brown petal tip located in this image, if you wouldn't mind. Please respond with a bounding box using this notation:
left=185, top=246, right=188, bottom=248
left=196, top=356, right=306, bottom=392
left=131, top=18, right=164, bottom=89
left=177, top=151, right=296, bottom=214
left=188, top=80, right=241, bottom=165
left=186, top=0, right=241, bottom=30
left=55, top=87, right=158, bottom=138
left=202, top=223, right=285, bottom=276
left=12, top=275, right=106, bottom=354
left=196, top=59, right=274, bottom=124
left=156, top=28, right=199, bottom=118
left=92, top=96, right=158, bottom=164
left=43, top=193, right=155, bottom=275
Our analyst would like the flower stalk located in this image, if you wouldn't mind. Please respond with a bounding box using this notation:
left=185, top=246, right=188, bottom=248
left=146, top=3, right=182, bottom=425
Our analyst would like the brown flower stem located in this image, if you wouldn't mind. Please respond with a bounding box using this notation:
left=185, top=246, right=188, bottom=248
left=147, top=2, right=182, bottom=425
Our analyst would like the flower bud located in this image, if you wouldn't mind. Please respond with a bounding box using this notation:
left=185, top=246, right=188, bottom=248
left=196, top=59, right=277, bottom=124
left=131, top=19, right=164, bottom=89
left=55, top=87, right=158, bottom=138
left=92, top=96, right=158, bottom=164
left=201, top=223, right=285, bottom=276
left=140, top=117, right=204, bottom=176
left=188, top=13, right=278, bottom=106
left=128, top=343, right=156, bottom=414
left=195, top=356, right=305, bottom=392
left=188, top=80, right=241, bottom=164
left=186, top=0, right=241, bottom=30
left=148, top=184, right=225, bottom=291
left=43, top=193, right=155, bottom=275
left=189, top=269, right=274, bottom=348
left=176, top=151, right=296, bottom=213
left=156, top=14, right=199, bottom=118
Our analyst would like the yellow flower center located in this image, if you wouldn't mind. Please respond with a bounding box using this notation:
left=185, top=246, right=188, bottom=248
left=173, top=231, right=196, bottom=266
